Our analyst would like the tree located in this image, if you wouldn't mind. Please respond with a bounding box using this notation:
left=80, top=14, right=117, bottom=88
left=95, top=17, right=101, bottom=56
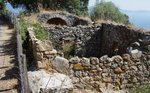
left=0, top=0, right=6, bottom=15
left=9, top=0, right=89, bottom=16
left=90, top=1, right=130, bottom=24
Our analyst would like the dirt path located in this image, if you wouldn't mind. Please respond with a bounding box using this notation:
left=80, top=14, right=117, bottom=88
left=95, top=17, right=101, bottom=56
left=0, top=20, right=19, bottom=93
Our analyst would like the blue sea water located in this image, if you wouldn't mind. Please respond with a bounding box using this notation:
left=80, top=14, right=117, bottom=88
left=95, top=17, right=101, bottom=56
left=5, top=2, right=25, bottom=14
left=121, top=10, right=150, bottom=31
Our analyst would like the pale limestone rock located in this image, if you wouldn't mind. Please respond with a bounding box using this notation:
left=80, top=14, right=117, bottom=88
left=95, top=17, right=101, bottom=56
left=111, top=55, right=123, bottom=63
left=37, top=61, right=45, bottom=69
left=130, top=49, right=142, bottom=59
left=43, top=40, right=53, bottom=51
left=36, top=41, right=45, bottom=52
left=52, top=56, right=69, bottom=74
left=81, top=57, right=90, bottom=67
left=90, top=57, right=99, bottom=65
left=28, top=70, right=73, bottom=93
left=69, top=56, right=80, bottom=64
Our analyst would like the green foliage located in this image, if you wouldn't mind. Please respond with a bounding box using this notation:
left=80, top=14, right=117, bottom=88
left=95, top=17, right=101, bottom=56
left=31, top=23, right=48, bottom=40
left=130, top=84, right=150, bottom=93
left=0, top=0, right=6, bottom=15
left=10, top=0, right=89, bottom=16
left=90, top=1, right=130, bottom=24
left=19, top=16, right=47, bottom=42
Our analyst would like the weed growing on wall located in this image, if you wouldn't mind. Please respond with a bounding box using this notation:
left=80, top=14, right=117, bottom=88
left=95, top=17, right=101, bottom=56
left=19, top=17, right=48, bottom=42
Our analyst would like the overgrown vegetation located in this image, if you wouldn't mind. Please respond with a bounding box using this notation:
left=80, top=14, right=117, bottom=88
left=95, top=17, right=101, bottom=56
left=18, top=14, right=48, bottom=68
left=19, top=15, right=48, bottom=42
left=130, top=84, right=150, bottom=93
left=63, top=41, right=75, bottom=58
left=90, top=1, right=130, bottom=24
left=9, top=0, right=89, bottom=16
left=0, top=0, right=6, bottom=15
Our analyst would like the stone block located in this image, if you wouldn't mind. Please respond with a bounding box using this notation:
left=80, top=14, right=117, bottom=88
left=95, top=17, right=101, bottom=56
left=73, top=63, right=84, bottom=71
left=112, top=55, right=123, bottom=63
left=28, top=70, right=73, bottom=93
left=80, top=57, right=90, bottom=67
left=35, top=40, right=53, bottom=52
left=35, top=52, right=43, bottom=61
left=52, top=56, right=69, bottom=74
left=69, top=56, right=80, bottom=64
left=122, top=54, right=131, bottom=61
left=130, top=49, right=142, bottom=59
left=43, top=40, right=53, bottom=51
left=114, top=67, right=123, bottom=74
left=36, top=42, right=45, bottom=52
left=90, top=57, right=99, bottom=65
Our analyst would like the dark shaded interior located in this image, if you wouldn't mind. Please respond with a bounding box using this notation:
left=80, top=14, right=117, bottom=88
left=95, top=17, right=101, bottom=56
left=47, top=18, right=67, bottom=25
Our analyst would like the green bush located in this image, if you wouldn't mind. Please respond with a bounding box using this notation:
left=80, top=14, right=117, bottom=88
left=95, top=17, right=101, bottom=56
left=19, top=17, right=48, bottom=42
left=130, top=84, right=150, bottom=93
left=10, top=0, right=89, bottom=16
left=90, top=1, right=130, bottom=24
left=18, top=15, right=48, bottom=68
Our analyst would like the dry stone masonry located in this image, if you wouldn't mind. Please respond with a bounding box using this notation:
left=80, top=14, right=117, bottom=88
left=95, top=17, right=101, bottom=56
left=69, top=54, right=150, bottom=91
left=38, top=12, right=91, bottom=26
left=27, top=12, right=150, bottom=93
left=45, top=23, right=144, bottom=57
left=27, top=26, right=150, bottom=92
left=28, top=29, right=56, bottom=69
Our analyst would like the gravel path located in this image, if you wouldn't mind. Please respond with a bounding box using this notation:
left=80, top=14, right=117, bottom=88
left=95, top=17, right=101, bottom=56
left=0, top=20, right=19, bottom=93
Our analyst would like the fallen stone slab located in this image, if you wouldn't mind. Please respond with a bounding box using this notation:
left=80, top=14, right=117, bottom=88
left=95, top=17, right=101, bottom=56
left=28, top=70, right=73, bottom=93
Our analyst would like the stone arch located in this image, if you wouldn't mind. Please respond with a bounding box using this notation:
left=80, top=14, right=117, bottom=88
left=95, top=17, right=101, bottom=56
left=47, top=17, right=67, bottom=26
left=46, top=14, right=73, bottom=26
left=38, top=12, right=91, bottom=26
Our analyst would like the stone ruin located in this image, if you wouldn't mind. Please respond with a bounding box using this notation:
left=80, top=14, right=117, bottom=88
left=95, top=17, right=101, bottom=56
left=38, top=12, right=91, bottom=26
left=27, top=12, right=150, bottom=93
left=44, top=23, right=145, bottom=57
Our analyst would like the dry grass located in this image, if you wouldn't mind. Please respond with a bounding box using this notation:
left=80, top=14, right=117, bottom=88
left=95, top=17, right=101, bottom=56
left=62, top=41, right=75, bottom=58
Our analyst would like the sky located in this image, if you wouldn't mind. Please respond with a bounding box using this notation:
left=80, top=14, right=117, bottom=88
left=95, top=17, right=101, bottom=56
left=88, top=0, right=150, bottom=11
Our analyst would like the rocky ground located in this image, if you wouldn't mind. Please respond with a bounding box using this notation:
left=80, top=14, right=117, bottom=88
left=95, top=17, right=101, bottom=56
left=0, top=20, right=19, bottom=93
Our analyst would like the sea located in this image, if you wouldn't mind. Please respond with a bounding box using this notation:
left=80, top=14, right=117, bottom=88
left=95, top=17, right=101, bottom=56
left=121, top=10, right=150, bottom=31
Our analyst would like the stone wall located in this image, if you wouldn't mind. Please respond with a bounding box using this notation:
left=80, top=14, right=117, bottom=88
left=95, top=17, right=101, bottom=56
left=28, top=29, right=56, bottom=69
left=27, top=25, right=150, bottom=92
left=101, top=23, right=143, bottom=56
left=69, top=54, right=150, bottom=91
left=38, top=12, right=91, bottom=26
left=45, top=23, right=144, bottom=57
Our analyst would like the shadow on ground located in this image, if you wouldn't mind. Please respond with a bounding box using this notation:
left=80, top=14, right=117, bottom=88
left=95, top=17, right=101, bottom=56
left=0, top=20, right=20, bottom=92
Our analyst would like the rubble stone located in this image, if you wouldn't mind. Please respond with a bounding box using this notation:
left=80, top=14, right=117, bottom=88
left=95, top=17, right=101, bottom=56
left=52, top=56, right=69, bottom=74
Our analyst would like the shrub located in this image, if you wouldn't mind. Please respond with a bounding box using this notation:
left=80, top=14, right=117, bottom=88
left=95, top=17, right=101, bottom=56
left=130, top=84, right=150, bottom=93
left=19, top=16, right=48, bottom=42
left=90, top=1, right=130, bottom=24
left=63, top=41, right=75, bottom=58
